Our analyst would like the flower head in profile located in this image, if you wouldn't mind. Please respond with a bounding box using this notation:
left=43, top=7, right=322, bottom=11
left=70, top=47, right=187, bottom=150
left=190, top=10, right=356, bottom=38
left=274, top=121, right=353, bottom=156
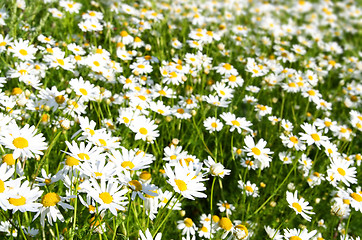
left=204, top=156, right=231, bottom=178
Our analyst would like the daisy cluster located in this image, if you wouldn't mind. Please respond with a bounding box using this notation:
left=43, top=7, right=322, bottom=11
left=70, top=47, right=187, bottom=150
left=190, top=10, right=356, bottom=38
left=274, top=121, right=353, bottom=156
left=0, top=0, right=361, bottom=239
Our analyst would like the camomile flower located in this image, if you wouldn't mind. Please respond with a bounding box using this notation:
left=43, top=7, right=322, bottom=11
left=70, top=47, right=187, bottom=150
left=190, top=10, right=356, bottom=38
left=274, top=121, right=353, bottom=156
left=119, top=174, right=157, bottom=201
left=178, top=218, right=198, bottom=239
left=286, top=190, right=315, bottom=222
left=283, top=228, right=317, bottom=240
left=238, top=181, right=259, bottom=197
left=337, top=186, right=362, bottom=213
left=9, top=39, right=37, bottom=61
left=4, top=180, right=42, bottom=213
left=83, top=177, right=128, bottom=215
left=299, top=123, right=329, bottom=149
left=217, top=200, right=235, bottom=216
left=69, top=77, right=100, bottom=102
left=164, top=162, right=207, bottom=200
left=280, top=133, right=306, bottom=151
left=215, top=63, right=238, bottom=76
left=204, top=117, right=224, bottom=133
left=130, top=116, right=159, bottom=143
left=158, top=190, right=182, bottom=210
left=243, top=135, right=273, bottom=170
left=0, top=123, right=47, bottom=160
left=108, top=147, right=153, bottom=172
left=203, top=156, right=230, bottom=178
left=327, top=157, right=357, bottom=187
left=35, top=169, right=63, bottom=187
left=64, top=141, right=105, bottom=162
left=33, top=192, right=75, bottom=226
left=220, top=112, right=253, bottom=133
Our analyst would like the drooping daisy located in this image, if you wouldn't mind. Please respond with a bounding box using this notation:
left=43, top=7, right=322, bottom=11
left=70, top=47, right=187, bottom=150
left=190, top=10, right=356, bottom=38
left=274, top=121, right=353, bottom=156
left=33, top=192, right=75, bottom=226
left=203, top=156, right=230, bottom=178
left=0, top=123, right=47, bottom=160
left=286, top=190, right=315, bottom=222
left=177, top=217, right=197, bottom=240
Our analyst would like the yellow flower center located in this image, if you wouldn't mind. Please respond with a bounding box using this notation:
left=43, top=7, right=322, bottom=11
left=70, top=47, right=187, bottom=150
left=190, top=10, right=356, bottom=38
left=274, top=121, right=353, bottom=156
left=308, top=90, right=316, bottom=96
left=120, top=31, right=128, bottom=37
left=158, top=90, right=166, bottom=96
left=99, top=192, right=113, bottom=204
left=292, top=202, right=302, bottom=212
left=57, top=59, right=65, bottom=66
left=201, top=226, right=208, bottom=232
left=2, top=154, right=16, bottom=165
left=350, top=193, right=362, bottom=202
left=245, top=186, right=254, bottom=192
left=224, top=63, right=232, bottom=70
left=66, top=156, right=80, bottom=166
left=231, top=120, right=240, bottom=126
left=140, top=171, right=151, bottom=180
left=289, top=136, right=298, bottom=144
left=41, top=193, right=61, bottom=207
left=175, top=179, right=187, bottom=191
left=19, top=49, right=28, bottom=56
left=94, top=172, right=102, bottom=177
left=311, top=133, right=320, bottom=141
left=55, top=95, right=65, bottom=104
left=129, top=180, right=142, bottom=191
left=139, top=127, right=148, bottom=135
left=13, top=137, right=29, bottom=149
left=251, top=147, right=261, bottom=156
left=219, top=217, right=232, bottom=231
left=121, top=161, right=135, bottom=169
left=79, top=88, right=88, bottom=96
left=229, top=75, right=237, bottom=82
left=211, top=122, right=218, bottom=128
left=8, top=196, right=26, bottom=206
left=93, top=61, right=100, bottom=67
left=184, top=218, right=193, bottom=227
left=89, top=205, right=95, bottom=212
left=337, top=168, right=346, bottom=176
left=0, top=180, right=5, bottom=193
left=78, top=153, right=90, bottom=160
left=98, top=139, right=107, bottom=146
left=290, top=237, right=302, bottom=240
left=234, top=224, right=248, bottom=238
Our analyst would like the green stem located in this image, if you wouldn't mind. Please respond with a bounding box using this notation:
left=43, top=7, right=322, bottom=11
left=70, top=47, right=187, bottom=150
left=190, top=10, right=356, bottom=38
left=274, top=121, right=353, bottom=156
left=152, top=194, right=182, bottom=238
